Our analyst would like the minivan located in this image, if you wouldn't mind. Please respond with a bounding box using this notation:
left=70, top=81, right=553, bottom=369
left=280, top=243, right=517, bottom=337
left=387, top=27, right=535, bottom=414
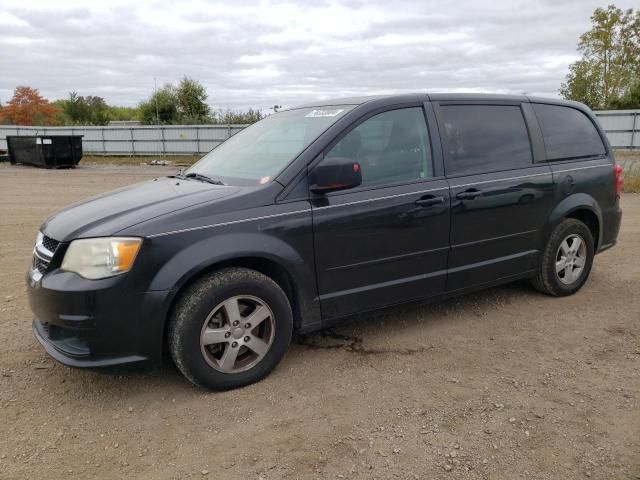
left=27, top=94, right=623, bottom=390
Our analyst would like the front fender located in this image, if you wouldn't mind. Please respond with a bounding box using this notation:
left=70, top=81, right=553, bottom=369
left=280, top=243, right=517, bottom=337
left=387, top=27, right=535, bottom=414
left=146, top=228, right=321, bottom=331
left=150, top=232, right=311, bottom=289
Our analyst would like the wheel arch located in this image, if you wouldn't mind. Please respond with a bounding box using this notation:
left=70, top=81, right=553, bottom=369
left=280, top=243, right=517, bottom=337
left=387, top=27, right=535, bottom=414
left=159, top=254, right=308, bottom=364
left=151, top=230, right=321, bottom=362
left=173, top=255, right=301, bottom=320
left=543, top=193, right=603, bottom=251
left=566, top=209, right=600, bottom=250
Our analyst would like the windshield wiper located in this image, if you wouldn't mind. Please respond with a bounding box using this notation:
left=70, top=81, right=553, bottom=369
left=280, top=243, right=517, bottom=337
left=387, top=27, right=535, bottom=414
left=181, top=172, right=226, bottom=185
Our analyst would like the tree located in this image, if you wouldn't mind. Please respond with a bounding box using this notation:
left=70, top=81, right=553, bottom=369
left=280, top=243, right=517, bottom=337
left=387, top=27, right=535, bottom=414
left=84, top=96, right=110, bottom=125
left=176, top=77, right=210, bottom=123
left=139, top=78, right=211, bottom=124
left=138, top=76, right=266, bottom=125
left=106, top=105, right=141, bottom=122
left=0, top=86, right=60, bottom=125
left=560, top=60, right=603, bottom=108
left=561, top=5, right=640, bottom=109
left=60, top=91, right=110, bottom=125
left=139, top=84, right=179, bottom=124
left=63, top=91, right=86, bottom=123
left=215, top=108, right=264, bottom=124
left=610, top=80, right=640, bottom=108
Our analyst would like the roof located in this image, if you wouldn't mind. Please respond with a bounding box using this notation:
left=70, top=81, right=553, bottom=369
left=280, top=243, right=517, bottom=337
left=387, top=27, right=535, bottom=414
left=290, top=93, right=586, bottom=110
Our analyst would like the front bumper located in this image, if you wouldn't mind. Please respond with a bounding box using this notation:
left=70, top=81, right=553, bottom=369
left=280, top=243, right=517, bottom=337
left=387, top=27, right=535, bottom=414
left=32, top=319, right=148, bottom=367
left=27, top=266, right=171, bottom=368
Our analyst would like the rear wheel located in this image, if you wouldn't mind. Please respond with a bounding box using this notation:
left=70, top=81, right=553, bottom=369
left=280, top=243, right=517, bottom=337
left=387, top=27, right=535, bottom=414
left=532, top=218, right=594, bottom=296
left=168, top=267, right=293, bottom=390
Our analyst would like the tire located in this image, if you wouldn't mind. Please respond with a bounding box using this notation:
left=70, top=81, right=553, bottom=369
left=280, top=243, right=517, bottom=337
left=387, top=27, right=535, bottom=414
left=531, top=218, right=594, bottom=296
left=168, top=267, right=293, bottom=390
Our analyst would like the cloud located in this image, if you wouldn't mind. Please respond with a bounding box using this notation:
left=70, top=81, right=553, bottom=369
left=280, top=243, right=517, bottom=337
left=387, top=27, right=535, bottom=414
left=0, top=0, right=636, bottom=110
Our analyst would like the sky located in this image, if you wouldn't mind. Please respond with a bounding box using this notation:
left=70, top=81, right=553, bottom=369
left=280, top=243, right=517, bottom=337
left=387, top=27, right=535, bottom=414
left=0, top=0, right=636, bottom=111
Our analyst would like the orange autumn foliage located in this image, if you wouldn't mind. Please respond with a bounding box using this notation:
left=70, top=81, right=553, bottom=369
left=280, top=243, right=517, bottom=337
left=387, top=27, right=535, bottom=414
left=0, top=86, right=60, bottom=126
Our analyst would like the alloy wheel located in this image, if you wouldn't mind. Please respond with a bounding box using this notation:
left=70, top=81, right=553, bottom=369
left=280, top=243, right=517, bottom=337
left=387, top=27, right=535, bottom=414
left=199, top=295, right=275, bottom=373
left=555, top=234, right=587, bottom=285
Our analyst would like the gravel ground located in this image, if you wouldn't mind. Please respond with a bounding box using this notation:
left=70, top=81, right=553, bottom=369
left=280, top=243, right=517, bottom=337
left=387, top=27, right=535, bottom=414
left=0, top=164, right=638, bottom=480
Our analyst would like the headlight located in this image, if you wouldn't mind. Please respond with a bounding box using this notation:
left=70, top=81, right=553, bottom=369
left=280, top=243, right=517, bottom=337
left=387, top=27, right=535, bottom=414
left=61, top=237, right=142, bottom=280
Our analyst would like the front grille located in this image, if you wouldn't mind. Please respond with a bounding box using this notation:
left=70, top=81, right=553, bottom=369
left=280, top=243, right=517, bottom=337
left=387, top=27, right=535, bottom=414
left=32, top=233, right=59, bottom=275
left=34, top=256, right=49, bottom=274
left=42, top=235, right=60, bottom=253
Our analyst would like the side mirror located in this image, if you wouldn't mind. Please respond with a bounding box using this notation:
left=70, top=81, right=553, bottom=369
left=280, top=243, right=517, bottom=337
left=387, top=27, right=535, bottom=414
left=310, top=157, right=362, bottom=194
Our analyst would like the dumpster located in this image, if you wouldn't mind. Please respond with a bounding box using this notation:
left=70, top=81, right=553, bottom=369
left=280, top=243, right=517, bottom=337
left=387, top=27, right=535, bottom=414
left=7, top=135, right=83, bottom=168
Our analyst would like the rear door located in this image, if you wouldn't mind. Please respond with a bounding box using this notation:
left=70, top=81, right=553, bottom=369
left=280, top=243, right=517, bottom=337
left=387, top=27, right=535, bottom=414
left=311, top=105, right=450, bottom=318
left=434, top=102, right=554, bottom=291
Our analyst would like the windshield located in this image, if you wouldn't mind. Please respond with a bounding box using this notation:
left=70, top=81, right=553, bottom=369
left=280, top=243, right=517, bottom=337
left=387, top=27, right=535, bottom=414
left=186, top=105, right=354, bottom=185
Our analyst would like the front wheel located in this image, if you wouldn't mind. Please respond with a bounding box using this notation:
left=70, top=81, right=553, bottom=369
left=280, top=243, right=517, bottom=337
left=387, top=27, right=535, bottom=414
left=168, top=267, right=293, bottom=390
left=531, top=218, right=595, bottom=296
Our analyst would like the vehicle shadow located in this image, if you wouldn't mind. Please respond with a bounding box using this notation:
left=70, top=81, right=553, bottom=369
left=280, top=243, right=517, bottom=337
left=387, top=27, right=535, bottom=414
left=293, top=280, right=536, bottom=354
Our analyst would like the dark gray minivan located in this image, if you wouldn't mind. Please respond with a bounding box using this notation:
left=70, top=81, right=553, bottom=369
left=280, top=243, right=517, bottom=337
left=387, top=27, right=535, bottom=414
left=27, top=94, right=623, bottom=390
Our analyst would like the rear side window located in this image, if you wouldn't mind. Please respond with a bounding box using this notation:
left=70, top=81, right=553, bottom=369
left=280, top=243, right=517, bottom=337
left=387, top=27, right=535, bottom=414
left=533, top=104, right=606, bottom=160
left=439, top=105, right=532, bottom=176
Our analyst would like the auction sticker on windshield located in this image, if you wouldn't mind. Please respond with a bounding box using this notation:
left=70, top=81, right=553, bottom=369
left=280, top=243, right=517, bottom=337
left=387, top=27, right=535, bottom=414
left=305, top=109, right=344, bottom=118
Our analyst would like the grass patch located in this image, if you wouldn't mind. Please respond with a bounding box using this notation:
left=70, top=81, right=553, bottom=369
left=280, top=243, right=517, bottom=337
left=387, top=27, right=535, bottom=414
left=614, top=150, right=640, bottom=161
left=624, top=174, right=640, bottom=193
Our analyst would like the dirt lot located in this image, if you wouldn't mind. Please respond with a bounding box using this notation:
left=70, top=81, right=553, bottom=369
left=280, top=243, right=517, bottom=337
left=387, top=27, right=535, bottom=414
left=0, top=164, right=638, bottom=480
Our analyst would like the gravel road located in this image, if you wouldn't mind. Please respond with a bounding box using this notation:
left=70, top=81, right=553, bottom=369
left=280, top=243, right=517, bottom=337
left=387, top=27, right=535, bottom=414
left=0, top=164, right=638, bottom=480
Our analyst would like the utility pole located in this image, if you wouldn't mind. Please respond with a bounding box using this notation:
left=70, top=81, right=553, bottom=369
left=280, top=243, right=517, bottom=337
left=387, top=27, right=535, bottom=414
left=154, top=77, right=160, bottom=126
left=154, top=77, right=164, bottom=158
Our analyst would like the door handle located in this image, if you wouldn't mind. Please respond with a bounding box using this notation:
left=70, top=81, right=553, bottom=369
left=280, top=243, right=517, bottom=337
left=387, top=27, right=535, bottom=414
left=415, top=195, right=444, bottom=207
left=456, top=189, right=482, bottom=200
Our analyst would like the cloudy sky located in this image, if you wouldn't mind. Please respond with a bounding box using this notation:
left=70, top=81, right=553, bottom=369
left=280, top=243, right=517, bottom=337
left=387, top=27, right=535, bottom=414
left=0, top=0, right=636, bottom=110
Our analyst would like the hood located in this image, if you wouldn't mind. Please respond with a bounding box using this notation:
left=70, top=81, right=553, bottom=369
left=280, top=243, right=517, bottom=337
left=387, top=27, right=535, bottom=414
left=41, top=177, right=239, bottom=241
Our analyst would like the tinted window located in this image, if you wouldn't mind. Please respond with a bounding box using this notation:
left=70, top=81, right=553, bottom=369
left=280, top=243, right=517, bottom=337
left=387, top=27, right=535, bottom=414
left=325, top=107, right=432, bottom=188
left=440, top=105, right=532, bottom=176
left=533, top=104, right=605, bottom=160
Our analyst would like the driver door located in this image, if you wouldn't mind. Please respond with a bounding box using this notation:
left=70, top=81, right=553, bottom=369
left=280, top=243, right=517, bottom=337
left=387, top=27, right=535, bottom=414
left=310, top=106, right=450, bottom=319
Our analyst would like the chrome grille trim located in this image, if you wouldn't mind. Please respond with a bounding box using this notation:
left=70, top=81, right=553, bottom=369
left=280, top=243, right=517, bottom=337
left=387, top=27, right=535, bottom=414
left=32, top=232, right=59, bottom=277
left=34, top=245, right=53, bottom=261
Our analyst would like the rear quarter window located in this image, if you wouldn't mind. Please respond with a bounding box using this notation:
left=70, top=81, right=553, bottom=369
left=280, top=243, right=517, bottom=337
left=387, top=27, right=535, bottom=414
left=532, top=104, right=606, bottom=161
left=439, top=105, right=533, bottom=176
